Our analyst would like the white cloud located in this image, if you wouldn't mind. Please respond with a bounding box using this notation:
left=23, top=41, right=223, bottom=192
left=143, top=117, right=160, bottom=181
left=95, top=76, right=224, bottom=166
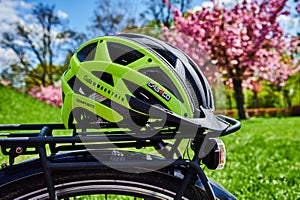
left=278, top=15, right=300, bottom=36
left=201, top=2, right=213, bottom=9
left=0, top=0, right=23, bottom=29
left=18, top=0, right=33, bottom=9
left=0, top=0, right=70, bottom=71
left=0, top=48, right=18, bottom=71
left=193, top=0, right=252, bottom=11
left=0, top=0, right=31, bottom=70
left=216, top=0, right=251, bottom=7
left=58, top=10, right=68, bottom=20
left=193, top=0, right=215, bottom=9
left=192, top=2, right=214, bottom=12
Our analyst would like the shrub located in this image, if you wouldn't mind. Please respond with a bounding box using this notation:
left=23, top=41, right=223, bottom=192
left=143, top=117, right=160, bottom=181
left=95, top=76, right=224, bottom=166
left=28, top=85, right=62, bottom=107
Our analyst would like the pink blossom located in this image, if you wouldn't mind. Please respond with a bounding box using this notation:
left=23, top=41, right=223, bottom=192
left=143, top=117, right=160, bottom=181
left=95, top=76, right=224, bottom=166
left=231, top=60, right=238, bottom=65
left=28, top=85, right=62, bottom=107
left=0, top=79, right=11, bottom=86
left=242, top=35, right=249, bottom=41
left=296, top=3, right=300, bottom=13
left=161, top=0, right=299, bottom=89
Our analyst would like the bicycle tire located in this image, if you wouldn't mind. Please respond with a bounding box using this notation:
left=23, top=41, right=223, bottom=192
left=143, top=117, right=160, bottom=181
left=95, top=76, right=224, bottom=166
left=0, top=153, right=209, bottom=199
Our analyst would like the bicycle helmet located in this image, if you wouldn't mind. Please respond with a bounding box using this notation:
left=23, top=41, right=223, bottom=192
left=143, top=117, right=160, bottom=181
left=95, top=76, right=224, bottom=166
left=61, top=33, right=218, bottom=130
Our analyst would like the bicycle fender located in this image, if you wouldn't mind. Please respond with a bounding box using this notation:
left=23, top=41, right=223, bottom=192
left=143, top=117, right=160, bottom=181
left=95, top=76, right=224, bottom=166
left=0, top=150, right=235, bottom=200
left=195, top=178, right=237, bottom=200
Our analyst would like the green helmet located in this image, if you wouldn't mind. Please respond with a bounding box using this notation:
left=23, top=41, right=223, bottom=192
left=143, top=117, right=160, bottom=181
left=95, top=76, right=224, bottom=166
left=61, top=33, right=215, bottom=129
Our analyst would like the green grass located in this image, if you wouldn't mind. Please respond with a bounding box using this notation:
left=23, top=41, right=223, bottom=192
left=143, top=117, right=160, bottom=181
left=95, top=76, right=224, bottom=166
left=0, top=86, right=299, bottom=199
left=0, top=86, right=63, bottom=163
left=206, top=117, right=300, bottom=199
left=0, top=85, right=62, bottom=124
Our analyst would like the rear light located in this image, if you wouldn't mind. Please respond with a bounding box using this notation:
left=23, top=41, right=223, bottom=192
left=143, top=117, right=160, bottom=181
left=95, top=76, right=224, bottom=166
left=215, top=138, right=226, bottom=170
left=202, top=138, right=226, bottom=170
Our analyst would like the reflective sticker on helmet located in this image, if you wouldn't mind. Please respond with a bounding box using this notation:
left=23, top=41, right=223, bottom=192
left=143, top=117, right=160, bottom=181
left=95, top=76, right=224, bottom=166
left=147, top=82, right=171, bottom=101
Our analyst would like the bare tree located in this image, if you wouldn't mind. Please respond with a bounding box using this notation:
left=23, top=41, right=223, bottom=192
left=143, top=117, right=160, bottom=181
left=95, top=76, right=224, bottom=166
left=1, top=3, right=86, bottom=90
left=145, top=0, right=192, bottom=27
left=88, top=0, right=139, bottom=37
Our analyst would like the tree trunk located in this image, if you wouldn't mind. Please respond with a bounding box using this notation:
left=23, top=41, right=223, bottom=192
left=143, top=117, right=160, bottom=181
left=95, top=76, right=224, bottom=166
left=227, top=93, right=232, bottom=110
left=253, top=91, right=258, bottom=109
left=233, top=77, right=247, bottom=119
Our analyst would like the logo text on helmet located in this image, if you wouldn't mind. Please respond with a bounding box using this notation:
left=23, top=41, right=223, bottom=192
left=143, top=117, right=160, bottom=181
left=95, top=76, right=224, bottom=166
left=147, top=82, right=171, bottom=101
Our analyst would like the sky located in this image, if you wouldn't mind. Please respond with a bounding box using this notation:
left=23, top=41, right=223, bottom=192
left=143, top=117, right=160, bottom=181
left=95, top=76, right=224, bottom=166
left=22, top=0, right=150, bottom=33
left=17, top=0, right=105, bottom=33
left=0, top=0, right=299, bottom=70
left=4, top=0, right=298, bottom=34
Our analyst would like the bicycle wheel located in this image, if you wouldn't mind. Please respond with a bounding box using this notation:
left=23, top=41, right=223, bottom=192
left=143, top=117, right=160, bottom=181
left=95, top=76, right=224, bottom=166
left=0, top=154, right=208, bottom=199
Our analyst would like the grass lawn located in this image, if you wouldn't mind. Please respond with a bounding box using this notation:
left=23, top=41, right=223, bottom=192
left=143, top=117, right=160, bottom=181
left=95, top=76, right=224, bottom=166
left=0, top=86, right=62, bottom=124
left=0, top=86, right=299, bottom=199
left=206, top=117, right=300, bottom=199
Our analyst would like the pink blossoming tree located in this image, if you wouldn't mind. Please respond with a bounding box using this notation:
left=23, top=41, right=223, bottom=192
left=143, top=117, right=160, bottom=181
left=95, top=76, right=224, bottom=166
left=29, top=85, right=62, bottom=107
left=162, top=0, right=300, bottom=119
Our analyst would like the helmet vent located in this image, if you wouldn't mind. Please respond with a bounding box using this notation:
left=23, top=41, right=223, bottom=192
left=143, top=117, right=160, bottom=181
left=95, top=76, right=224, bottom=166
left=107, top=42, right=144, bottom=66
left=67, top=76, right=76, bottom=89
left=151, top=47, right=177, bottom=68
left=77, top=42, right=97, bottom=62
left=188, top=60, right=211, bottom=109
left=184, top=68, right=201, bottom=109
left=92, top=71, right=114, bottom=87
left=68, top=76, right=94, bottom=97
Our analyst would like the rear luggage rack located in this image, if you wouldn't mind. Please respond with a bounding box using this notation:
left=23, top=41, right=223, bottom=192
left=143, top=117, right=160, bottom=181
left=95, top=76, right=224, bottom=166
left=0, top=123, right=215, bottom=199
left=0, top=123, right=201, bottom=165
left=0, top=115, right=240, bottom=200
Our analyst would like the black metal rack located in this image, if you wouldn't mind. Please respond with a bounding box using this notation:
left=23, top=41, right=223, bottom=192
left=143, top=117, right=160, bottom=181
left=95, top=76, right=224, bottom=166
left=0, top=115, right=240, bottom=200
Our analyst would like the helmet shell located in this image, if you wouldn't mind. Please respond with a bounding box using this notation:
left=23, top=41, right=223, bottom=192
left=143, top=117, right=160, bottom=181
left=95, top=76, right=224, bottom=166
left=61, top=34, right=214, bottom=129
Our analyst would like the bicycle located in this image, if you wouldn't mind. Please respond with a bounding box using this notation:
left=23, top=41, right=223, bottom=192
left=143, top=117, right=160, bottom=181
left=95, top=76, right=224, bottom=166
left=0, top=33, right=241, bottom=199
